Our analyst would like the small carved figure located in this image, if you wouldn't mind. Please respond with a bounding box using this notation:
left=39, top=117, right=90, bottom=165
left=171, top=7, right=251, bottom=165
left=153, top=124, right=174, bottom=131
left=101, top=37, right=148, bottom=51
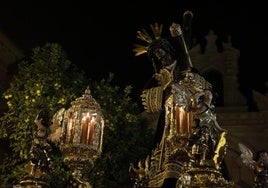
left=22, top=109, right=53, bottom=182
left=238, top=143, right=268, bottom=188
left=129, top=158, right=149, bottom=188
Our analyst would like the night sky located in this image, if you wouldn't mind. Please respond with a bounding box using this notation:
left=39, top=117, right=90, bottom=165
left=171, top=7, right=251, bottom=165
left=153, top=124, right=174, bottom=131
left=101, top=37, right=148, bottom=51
left=0, top=1, right=267, bottom=104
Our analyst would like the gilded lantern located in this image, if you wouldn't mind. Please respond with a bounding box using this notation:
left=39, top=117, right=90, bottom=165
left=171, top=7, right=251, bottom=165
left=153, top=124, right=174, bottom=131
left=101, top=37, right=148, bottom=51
left=60, top=87, right=104, bottom=183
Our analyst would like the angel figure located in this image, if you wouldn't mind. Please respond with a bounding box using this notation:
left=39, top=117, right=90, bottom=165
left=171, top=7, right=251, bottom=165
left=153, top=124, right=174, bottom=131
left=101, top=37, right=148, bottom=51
left=238, top=143, right=268, bottom=188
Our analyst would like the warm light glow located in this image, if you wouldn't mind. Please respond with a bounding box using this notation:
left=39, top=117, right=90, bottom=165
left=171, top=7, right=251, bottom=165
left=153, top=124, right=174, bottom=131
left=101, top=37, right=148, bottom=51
left=80, top=112, right=97, bottom=146
left=175, top=105, right=192, bottom=134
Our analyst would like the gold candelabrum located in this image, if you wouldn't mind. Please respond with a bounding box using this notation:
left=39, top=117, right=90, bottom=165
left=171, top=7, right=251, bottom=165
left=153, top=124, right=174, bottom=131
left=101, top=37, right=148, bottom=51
left=16, top=87, right=104, bottom=188
left=59, top=87, right=104, bottom=187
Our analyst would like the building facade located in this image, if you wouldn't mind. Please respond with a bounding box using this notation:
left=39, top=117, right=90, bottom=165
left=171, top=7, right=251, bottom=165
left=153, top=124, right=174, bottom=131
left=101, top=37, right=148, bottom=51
left=190, top=30, right=268, bottom=188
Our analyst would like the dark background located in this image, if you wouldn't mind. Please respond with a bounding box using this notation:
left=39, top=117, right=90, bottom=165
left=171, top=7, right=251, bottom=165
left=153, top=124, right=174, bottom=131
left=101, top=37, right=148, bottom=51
left=0, top=1, right=267, bottom=104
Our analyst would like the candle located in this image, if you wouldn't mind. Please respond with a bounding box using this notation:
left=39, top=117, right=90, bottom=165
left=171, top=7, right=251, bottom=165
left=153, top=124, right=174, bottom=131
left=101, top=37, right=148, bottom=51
left=88, top=117, right=97, bottom=146
left=80, top=115, right=89, bottom=144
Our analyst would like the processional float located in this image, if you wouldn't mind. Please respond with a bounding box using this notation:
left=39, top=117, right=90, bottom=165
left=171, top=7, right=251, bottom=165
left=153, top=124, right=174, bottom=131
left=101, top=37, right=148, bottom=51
left=130, top=10, right=234, bottom=188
